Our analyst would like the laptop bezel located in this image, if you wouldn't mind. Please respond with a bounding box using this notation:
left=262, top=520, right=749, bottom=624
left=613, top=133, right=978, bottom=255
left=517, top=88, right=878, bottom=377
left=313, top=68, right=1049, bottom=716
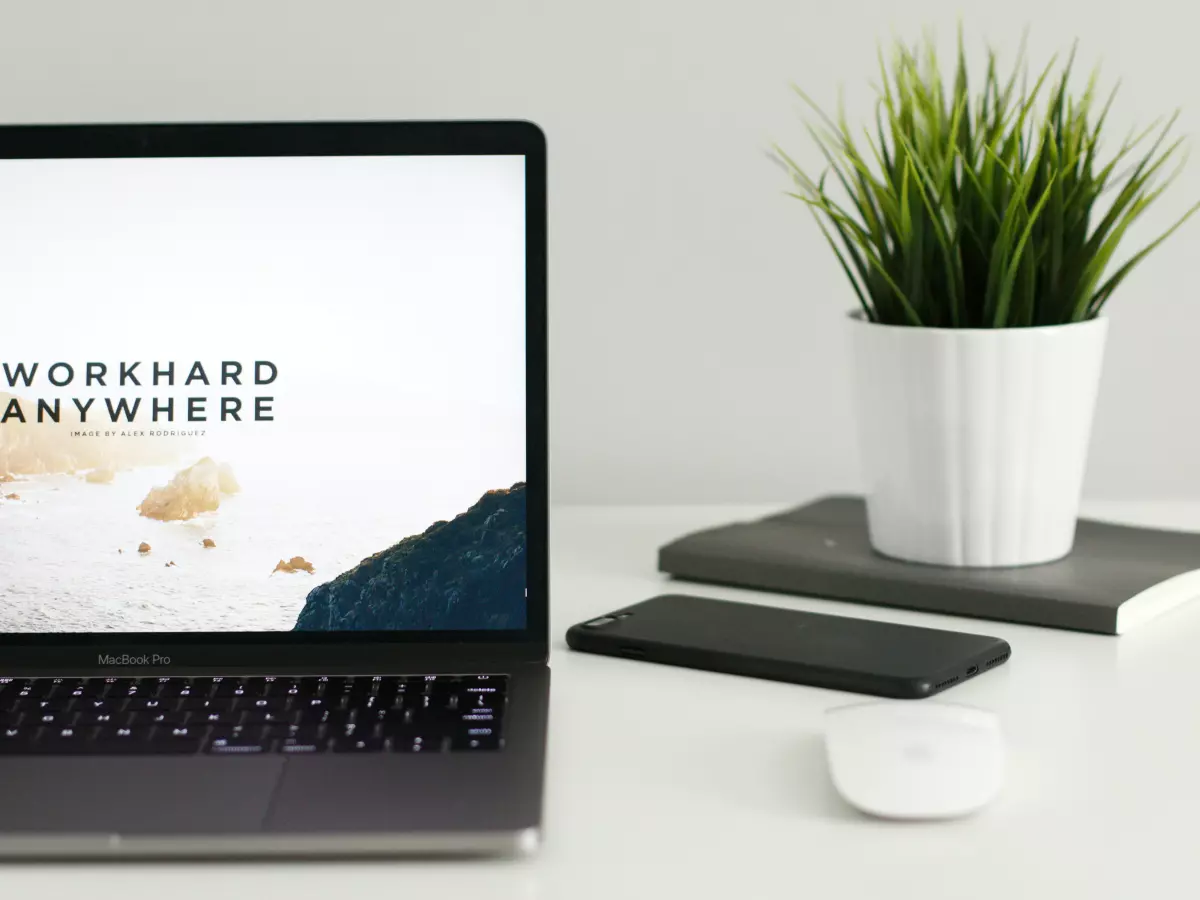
left=0, top=120, right=548, bottom=671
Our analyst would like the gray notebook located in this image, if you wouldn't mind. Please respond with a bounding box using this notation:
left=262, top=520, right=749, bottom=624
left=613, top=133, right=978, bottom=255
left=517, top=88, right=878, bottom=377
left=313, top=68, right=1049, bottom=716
left=658, top=495, right=1200, bottom=635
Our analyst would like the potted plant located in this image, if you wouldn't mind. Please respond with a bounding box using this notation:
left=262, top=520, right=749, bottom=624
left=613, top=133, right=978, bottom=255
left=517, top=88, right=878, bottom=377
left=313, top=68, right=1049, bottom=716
left=778, top=32, right=1199, bottom=567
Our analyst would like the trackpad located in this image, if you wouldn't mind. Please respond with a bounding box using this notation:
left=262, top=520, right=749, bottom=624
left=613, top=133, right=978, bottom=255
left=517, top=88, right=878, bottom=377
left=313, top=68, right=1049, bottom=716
left=0, top=758, right=284, bottom=835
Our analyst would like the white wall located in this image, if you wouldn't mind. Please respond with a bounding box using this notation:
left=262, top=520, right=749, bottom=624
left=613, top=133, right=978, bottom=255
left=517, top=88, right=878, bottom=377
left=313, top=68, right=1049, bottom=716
left=1, top=0, right=1196, bottom=504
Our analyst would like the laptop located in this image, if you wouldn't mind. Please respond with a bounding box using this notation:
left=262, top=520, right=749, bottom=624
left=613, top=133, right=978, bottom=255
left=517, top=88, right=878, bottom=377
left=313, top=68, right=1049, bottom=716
left=0, top=121, right=549, bottom=858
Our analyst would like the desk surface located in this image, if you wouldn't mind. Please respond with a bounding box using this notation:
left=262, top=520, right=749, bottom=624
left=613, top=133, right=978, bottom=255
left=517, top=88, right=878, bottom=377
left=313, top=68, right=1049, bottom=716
left=10, top=500, right=1200, bottom=899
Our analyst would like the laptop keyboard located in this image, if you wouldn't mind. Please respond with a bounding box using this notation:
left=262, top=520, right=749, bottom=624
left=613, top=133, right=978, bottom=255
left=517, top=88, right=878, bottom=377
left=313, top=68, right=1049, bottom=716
left=0, top=674, right=506, bottom=756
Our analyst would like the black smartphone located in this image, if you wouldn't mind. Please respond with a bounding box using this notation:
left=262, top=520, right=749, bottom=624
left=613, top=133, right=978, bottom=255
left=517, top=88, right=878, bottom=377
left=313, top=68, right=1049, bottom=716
left=565, top=594, right=1011, bottom=699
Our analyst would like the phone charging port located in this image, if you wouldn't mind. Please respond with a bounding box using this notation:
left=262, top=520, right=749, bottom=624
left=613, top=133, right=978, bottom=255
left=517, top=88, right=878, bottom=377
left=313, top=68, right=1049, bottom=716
left=621, top=646, right=647, bottom=659
left=966, top=665, right=979, bottom=676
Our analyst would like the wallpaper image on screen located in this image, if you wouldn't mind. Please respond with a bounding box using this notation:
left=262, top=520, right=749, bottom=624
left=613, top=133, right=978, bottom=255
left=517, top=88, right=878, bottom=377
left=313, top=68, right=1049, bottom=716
left=0, top=155, right=527, bottom=633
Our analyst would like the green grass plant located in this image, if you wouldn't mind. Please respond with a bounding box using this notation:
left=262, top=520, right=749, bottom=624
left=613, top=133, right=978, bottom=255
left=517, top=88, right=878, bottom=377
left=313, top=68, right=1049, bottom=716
left=777, top=30, right=1200, bottom=327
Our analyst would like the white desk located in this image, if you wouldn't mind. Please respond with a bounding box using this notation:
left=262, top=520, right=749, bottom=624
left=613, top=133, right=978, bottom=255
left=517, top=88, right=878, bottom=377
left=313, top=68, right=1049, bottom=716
left=10, top=501, right=1200, bottom=899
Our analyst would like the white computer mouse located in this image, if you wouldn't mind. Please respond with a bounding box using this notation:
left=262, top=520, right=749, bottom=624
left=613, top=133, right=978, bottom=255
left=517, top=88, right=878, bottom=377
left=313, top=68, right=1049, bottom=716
left=824, top=701, right=1004, bottom=820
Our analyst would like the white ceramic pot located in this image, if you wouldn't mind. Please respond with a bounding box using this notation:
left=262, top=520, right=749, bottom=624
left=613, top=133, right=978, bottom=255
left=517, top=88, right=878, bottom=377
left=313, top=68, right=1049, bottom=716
left=849, top=314, right=1108, bottom=568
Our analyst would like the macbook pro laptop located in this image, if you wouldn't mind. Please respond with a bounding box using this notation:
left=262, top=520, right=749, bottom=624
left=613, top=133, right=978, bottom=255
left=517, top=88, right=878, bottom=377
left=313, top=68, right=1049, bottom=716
left=0, top=121, right=549, bottom=857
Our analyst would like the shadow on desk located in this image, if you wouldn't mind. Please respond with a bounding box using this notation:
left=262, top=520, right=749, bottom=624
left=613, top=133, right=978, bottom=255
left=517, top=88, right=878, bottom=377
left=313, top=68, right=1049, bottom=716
left=704, top=730, right=863, bottom=823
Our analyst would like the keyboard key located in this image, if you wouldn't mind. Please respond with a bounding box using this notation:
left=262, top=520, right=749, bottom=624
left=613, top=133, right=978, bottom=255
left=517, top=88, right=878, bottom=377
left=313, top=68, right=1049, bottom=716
left=242, top=710, right=287, bottom=725
left=213, top=680, right=246, bottom=697
left=278, top=737, right=327, bottom=754
left=287, top=708, right=323, bottom=725
left=375, top=708, right=413, bottom=727
left=89, top=726, right=154, bottom=754
left=158, top=680, right=195, bottom=698
left=239, top=698, right=285, bottom=713
left=126, top=698, right=167, bottom=711
left=190, top=711, right=235, bottom=726
left=229, top=683, right=260, bottom=699
left=307, top=709, right=352, bottom=727
left=178, top=698, right=218, bottom=711
left=0, top=727, right=35, bottom=754
left=282, top=677, right=322, bottom=698
left=191, top=677, right=230, bottom=696
left=370, top=677, right=399, bottom=701
left=318, top=677, right=347, bottom=696
left=41, top=681, right=71, bottom=701
left=79, top=679, right=112, bottom=697
left=16, top=680, right=53, bottom=698
left=394, top=735, right=444, bottom=753
left=38, top=727, right=94, bottom=754
left=466, top=675, right=501, bottom=686
left=138, top=711, right=187, bottom=727
left=93, top=725, right=150, bottom=740
left=469, top=691, right=499, bottom=708
left=451, top=734, right=502, bottom=751
left=207, top=738, right=269, bottom=755
left=207, top=724, right=249, bottom=742
left=331, top=736, right=384, bottom=753
left=460, top=713, right=497, bottom=725
left=78, top=713, right=119, bottom=726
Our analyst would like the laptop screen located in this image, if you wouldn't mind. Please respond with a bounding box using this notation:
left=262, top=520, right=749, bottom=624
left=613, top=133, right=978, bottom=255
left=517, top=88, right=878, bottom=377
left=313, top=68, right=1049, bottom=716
left=0, top=153, right=527, bottom=635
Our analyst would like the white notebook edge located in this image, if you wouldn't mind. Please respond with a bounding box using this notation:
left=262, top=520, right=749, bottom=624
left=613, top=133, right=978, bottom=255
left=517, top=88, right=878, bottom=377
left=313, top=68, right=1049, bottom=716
left=1116, top=569, right=1200, bottom=634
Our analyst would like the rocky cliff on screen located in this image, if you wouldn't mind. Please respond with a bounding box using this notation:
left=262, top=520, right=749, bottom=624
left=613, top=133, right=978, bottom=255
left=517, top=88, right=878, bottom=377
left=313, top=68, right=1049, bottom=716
left=294, top=483, right=527, bottom=631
